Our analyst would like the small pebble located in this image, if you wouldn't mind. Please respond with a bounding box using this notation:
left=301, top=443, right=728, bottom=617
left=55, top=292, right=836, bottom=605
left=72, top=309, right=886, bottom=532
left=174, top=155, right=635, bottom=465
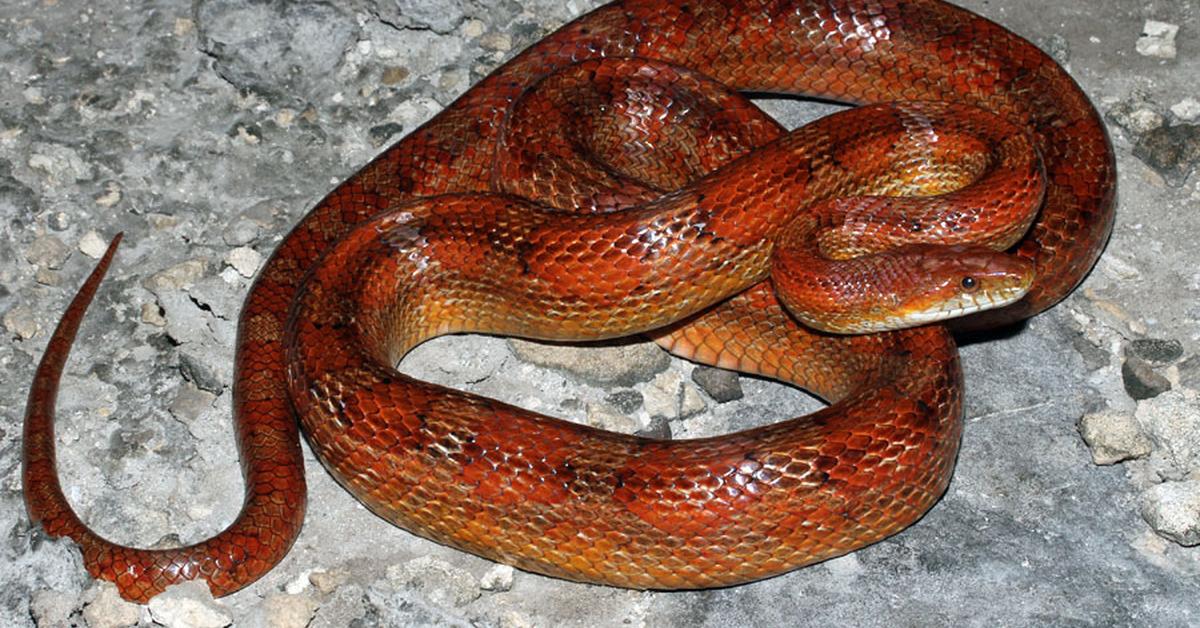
left=691, top=365, right=744, bottom=402
left=258, top=593, right=319, bottom=628
left=586, top=402, right=640, bottom=433
left=79, top=230, right=108, bottom=259
left=143, top=259, right=207, bottom=293
left=604, top=389, right=643, bottom=414
left=479, top=32, right=512, bottom=52
left=462, top=19, right=484, bottom=38
left=168, top=383, right=217, bottom=423
left=387, top=556, right=480, bottom=608
left=509, top=339, right=669, bottom=386
left=1141, top=479, right=1200, bottom=546
left=25, top=234, right=71, bottom=269
left=222, top=217, right=262, bottom=247
left=82, top=583, right=143, bottom=628
left=1136, top=20, right=1179, bottom=59
left=644, top=370, right=708, bottom=420
left=30, top=589, right=78, bottom=627
left=141, top=302, right=167, bottom=327
left=146, top=581, right=232, bottom=628
left=94, top=180, right=123, bottom=207
left=3, top=305, right=38, bottom=339
left=35, top=267, right=61, bottom=286
left=1134, top=390, right=1200, bottom=478
left=1171, top=97, right=1200, bottom=121
left=48, top=210, right=72, bottom=231
left=1077, top=410, right=1152, bottom=465
left=224, top=246, right=263, bottom=278
left=637, top=415, right=672, bottom=439
left=1130, top=338, right=1184, bottom=364
left=480, top=565, right=514, bottom=592
left=1122, top=355, right=1172, bottom=400
left=1178, top=354, right=1200, bottom=391
left=1132, top=123, right=1200, bottom=187
left=308, top=568, right=351, bottom=594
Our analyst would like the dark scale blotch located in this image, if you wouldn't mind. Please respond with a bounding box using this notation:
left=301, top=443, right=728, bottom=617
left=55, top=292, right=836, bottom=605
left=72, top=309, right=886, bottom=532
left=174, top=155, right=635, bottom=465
left=514, top=239, right=536, bottom=276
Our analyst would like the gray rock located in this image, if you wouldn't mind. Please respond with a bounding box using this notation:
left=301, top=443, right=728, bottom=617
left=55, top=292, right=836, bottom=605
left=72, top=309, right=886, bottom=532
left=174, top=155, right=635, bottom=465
left=29, top=589, right=78, bottom=627
left=585, top=401, right=640, bottom=433
left=1141, top=480, right=1200, bottom=546
left=186, top=275, right=244, bottom=327
left=1134, top=390, right=1200, bottom=479
left=691, top=365, right=745, bottom=402
left=168, top=383, right=218, bottom=423
left=386, top=556, right=480, bottom=608
left=478, top=565, right=514, bottom=592
left=377, top=0, right=471, bottom=35
left=143, top=259, right=207, bottom=294
left=1130, top=338, right=1184, bottom=364
left=1122, top=354, right=1172, bottom=400
left=146, top=581, right=232, bottom=628
left=604, top=389, right=643, bottom=413
left=156, top=290, right=212, bottom=346
left=1132, top=122, right=1200, bottom=187
left=28, top=142, right=95, bottom=185
left=1136, top=20, right=1180, bottom=59
left=221, top=216, right=262, bottom=247
left=1077, top=409, right=1152, bottom=465
left=223, top=246, right=262, bottom=278
left=3, top=304, right=37, bottom=339
left=82, top=584, right=144, bottom=628
left=307, top=586, right=372, bottom=627
left=1070, top=332, right=1113, bottom=371
left=509, top=339, right=669, bottom=386
left=24, top=234, right=70, bottom=269
left=1179, top=354, right=1200, bottom=391
left=243, top=593, right=319, bottom=628
left=637, top=414, right=672, bottom=439
left=643, top=369, right=707, bottom=420
left=179, top=345, right=231, bottom=394
left=196, top=1, right=358, bottom=98
left=1105, top=90, right=1165, bottom=136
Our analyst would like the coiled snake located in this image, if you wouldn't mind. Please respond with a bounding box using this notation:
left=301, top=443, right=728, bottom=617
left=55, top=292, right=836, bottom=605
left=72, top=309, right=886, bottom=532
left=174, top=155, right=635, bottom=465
left=23, top=0, right=1114, bottom=602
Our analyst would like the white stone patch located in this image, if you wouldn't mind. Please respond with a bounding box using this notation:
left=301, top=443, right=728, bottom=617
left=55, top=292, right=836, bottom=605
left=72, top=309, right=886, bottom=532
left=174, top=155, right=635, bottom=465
left=1136, top=20, right=1179, bottom=59
left=79, top=230, right=108, bottom=259
left=224, top=246, right=263, bottom=278
left=1170, top=97, right=1200, bottom=121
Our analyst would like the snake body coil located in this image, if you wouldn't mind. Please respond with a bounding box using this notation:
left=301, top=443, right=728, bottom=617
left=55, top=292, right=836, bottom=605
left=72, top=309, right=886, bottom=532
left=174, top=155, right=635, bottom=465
left=23, top=0, right=1113, bottom=602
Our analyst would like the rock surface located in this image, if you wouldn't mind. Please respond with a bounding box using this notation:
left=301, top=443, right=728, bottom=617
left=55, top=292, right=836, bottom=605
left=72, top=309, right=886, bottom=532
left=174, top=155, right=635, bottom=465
left=2, top=0, right=1197, bottom=626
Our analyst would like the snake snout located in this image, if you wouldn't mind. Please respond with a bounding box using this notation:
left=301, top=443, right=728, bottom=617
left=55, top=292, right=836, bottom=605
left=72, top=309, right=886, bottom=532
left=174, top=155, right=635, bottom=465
left=911, top=246, right=1035, bottom=324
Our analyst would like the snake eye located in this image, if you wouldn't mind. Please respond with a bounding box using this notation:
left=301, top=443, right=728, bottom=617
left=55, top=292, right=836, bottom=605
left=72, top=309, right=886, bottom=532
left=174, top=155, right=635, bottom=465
left=961, top=276, right=978, bottom=291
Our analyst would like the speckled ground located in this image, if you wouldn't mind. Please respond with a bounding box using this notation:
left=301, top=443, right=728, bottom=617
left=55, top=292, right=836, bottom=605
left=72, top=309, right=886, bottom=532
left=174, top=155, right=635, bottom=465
left=1, top=1, right=1197, bottom=626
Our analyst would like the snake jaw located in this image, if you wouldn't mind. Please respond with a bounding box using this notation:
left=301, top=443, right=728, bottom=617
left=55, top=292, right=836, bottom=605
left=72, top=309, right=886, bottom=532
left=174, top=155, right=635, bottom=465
left=892, top=247, right=1035, bottom=330
left=894, top=271, right=1032, bottom=329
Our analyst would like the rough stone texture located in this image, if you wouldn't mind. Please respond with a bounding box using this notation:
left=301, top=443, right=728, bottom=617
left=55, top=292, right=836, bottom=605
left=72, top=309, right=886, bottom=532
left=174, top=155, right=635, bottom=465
left=145, top=582, right=232, bottom=628
left=81, top=584, right=143, bottom=628
left=1130, top=337, right=1185, bottom=364
left=1141, top=480, right=1200, bottom=547
left=691, top=365, right=745, bottom=402
left=1122, top=354, right=1173, bottom=400
left=1134, top=390, right=1200, bottom=481
left=508, top=338, right=671, bottom=386
left=2, top=0, right=1198, bottom=626
left=1077, top=410, right=1153, bottom=465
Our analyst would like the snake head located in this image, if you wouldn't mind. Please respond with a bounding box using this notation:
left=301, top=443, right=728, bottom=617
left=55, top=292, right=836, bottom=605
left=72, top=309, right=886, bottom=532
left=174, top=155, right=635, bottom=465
left=773, top=238, right=1036, bottom=334
left=897, top=244, right=1035, bottom=329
